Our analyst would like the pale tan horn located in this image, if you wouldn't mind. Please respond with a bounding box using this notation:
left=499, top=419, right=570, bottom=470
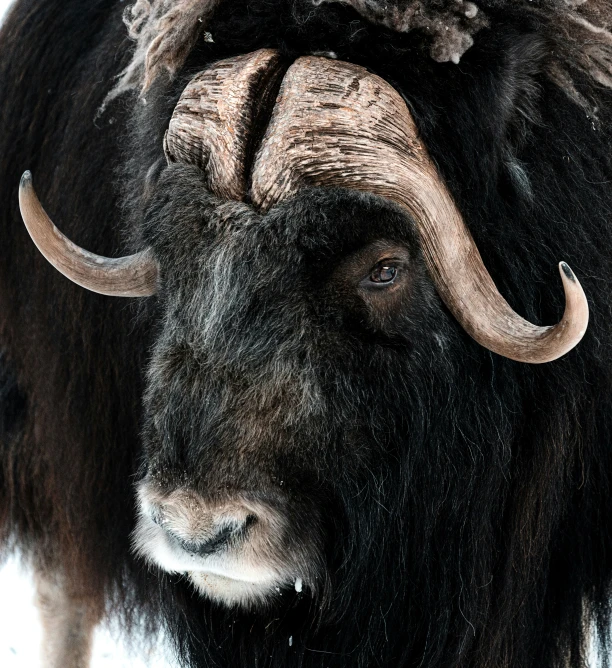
left=164, top=48, right=285, bottom=201
left=250, top=56, right=589, bottom=364
left=19, top=172, right=158, bottom=297
left=17, top=50, right=285, bottom=299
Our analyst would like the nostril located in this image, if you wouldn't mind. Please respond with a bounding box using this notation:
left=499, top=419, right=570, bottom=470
left=166, top=515, right=257, bottom=557
left=177, top=525, right=234, bottom=556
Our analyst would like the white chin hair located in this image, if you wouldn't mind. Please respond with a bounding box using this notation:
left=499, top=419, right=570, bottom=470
left=188, top=571, right=287, bottom=608
left=132, top=508, right=298, bottom=609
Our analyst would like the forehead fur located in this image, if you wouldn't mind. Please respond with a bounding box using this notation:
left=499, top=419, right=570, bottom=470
left=111, top=0, right=612, bottom=112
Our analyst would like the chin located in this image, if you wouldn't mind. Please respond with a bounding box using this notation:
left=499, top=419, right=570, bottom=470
left=187, top=570, right=292, bottom=609
left=132, top=488, right=314, bottom=610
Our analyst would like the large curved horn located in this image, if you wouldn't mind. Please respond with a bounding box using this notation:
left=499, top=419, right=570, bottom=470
left=250, top=56, right=589, bottom=364
left=164, top=49, right=285, bottom=201
left=19, top=172, right=158, bottom=297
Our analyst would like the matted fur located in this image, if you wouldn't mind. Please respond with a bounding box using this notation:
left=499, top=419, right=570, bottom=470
left=105, top=0, right=221, bottom=104
left=113, top=0, right=612, bottom=111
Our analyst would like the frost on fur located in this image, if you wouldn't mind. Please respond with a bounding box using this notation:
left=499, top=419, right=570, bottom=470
left=108, top=0, right=612, bottom=113
left=321, top=0, right=612, bottom=112
left=313, top=0, right=487, bottom=64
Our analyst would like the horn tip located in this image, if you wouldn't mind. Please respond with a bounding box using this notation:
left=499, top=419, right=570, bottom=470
left=20, top=170, right=32, bottom=189
left=559, top=261, right=575, bottom=282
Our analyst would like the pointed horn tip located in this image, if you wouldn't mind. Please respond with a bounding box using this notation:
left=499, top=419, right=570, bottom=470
left=559, top=261, right=575, bottom=282
left=20, top=170, right=32, bottom=190
left=558, top=259, right=589, bottom=340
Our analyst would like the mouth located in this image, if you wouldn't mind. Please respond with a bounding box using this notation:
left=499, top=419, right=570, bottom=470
left=132, top=485, right=311, bottom=608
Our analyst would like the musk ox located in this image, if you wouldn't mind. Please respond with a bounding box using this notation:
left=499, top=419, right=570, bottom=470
left=1, top=0, right=612, bottom=667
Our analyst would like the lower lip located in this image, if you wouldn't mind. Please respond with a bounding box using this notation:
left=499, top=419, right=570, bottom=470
left=190, top=570, right=255, bottom=584
left=187, top=565, right=275, bottom=585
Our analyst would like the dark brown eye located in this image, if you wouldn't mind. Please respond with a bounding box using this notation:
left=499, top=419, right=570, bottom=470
left=369, top=263, right=398, bottom=284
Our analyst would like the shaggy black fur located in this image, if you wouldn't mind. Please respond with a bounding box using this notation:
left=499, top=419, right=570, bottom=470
left=2, top=1, right=612, bottom=668
left=116, top=0, right=612, bottom=114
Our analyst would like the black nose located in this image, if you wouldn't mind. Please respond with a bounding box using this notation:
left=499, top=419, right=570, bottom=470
left=163, top=516, right=256, bottom=557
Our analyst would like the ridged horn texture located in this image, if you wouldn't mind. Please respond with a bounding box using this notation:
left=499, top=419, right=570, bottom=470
left=250, top=56, right=589, bottom=364
left=164, top=48, right=286, bottom=201
left=19, top=171, right=158, bottom=297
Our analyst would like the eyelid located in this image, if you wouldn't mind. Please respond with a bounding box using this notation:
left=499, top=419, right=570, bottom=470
left=359, top=262, right=403, bottom=289
left=371, top=257, right=407, bottom=271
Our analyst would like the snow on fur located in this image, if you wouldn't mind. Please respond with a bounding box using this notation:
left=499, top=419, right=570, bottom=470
left=314, top=0, right=487, bottom=64
left=112, top=0, right=612, bottom=110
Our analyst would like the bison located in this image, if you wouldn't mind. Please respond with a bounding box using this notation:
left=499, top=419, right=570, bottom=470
left=1, top=0, right=612, bottom=666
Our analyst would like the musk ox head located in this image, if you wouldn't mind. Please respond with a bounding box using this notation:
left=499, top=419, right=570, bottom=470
left=18, top=47, right=590, bottom=608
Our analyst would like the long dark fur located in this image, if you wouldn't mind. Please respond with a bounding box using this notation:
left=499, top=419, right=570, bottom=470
left=114, top=0, right=612, bottom=113
left=2, top=1, right=612, bottom=667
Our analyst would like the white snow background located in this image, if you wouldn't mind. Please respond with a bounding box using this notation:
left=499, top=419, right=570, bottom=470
left=0, top=0, right=606, bottom=665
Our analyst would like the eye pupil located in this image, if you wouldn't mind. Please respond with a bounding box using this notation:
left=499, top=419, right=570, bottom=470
left=370, top=265, right=397, bottom=283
